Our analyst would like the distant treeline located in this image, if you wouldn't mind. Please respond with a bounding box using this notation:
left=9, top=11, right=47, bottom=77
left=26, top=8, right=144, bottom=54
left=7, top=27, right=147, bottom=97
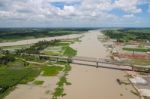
left=102, top=28, right=150, bottom=42
left=0, top=28, right=91, bottom=42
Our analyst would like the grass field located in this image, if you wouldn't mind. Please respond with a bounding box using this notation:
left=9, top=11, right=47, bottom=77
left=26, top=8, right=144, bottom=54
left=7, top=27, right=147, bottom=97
left=63, top=46, right=77, bottom=57
left=0, top=67, right=41, bottom=98
left=42, top=66, right=63, bottom=76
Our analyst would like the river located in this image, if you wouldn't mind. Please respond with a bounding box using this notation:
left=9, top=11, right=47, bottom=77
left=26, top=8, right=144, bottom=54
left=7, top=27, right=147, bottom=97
left=59, top=30, right=139, bottom=99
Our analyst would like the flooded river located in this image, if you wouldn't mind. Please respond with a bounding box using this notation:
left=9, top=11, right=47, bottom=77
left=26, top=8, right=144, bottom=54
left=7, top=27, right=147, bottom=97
left=59, top=30, right=139, bottom=99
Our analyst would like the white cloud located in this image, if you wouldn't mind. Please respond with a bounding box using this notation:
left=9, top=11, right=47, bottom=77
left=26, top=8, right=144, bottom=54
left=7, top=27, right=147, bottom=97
left=57, top=6, right=75, bottom=16
left=0, top=0, right=148, bottom=27
left=123, top=14, right=134, bottom=18
left=96, top=1, right=113, bottom=11
left=114, top=0, right=142, bottom=13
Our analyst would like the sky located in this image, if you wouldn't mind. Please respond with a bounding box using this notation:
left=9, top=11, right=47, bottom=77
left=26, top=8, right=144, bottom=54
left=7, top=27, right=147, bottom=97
left=0, top=0, right=150, bottom=27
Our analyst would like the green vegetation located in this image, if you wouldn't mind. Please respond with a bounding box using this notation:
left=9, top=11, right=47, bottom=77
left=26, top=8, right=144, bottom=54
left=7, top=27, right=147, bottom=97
left=63, top=46, right=77, bottom=57
left=53, top=87, right=65, bottom=98
left=123, top=47, right=150, bottom=52
left=19, top=69, right=41, bottom=84
left=0, top=28, right=89, bottom=42
left=0, top=54, right=15, bottom=65
left=0, top=36, right=78, bottom=99
left=42, top=66, right=63, bottom=76
left=103, top=29, right=150, bottom=42
left=52, top=64, right=71, bottom=99
left=0, top=68, right=40, bottom=86
left=33, top=80, right=44, bottom=85
left=0, top=67, right=40, bottom=98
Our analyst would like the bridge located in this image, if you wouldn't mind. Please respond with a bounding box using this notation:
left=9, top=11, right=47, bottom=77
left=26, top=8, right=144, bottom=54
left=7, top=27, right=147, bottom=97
left=25, top=54, right=134, bottom=71
left=21, top=53, right=150, bottom=72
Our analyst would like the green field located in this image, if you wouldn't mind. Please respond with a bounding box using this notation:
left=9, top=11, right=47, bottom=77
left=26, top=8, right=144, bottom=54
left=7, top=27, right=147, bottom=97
left=42, top=66, right=63, bottom=76
left=0, top=67, right=40, bottom=98
left=63, top=46, right=77, bottom=57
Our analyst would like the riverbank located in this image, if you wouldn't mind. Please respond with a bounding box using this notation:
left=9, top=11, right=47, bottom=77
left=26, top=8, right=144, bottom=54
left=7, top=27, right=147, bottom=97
left=0, top=34, right=82, bottom=47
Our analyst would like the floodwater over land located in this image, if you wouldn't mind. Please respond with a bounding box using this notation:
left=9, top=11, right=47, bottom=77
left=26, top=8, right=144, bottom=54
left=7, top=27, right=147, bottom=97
left=59, top=30, right=139, bottom=99
left=4, top=30, right=139, bottom=99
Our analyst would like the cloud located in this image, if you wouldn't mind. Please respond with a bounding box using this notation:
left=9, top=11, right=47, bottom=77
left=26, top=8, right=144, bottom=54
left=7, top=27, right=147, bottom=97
left=114, top=0, right=142, bottom=13
left=123, top=14, right=134, bottom=18
left=57, top=6, right=76, bottom=16
left=0, top=0, right=149, bottom=27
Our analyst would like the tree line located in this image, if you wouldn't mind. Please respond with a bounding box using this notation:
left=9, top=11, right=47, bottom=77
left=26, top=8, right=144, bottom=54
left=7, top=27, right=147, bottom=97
left=0, top=40, right=59, bottom=65
left=103, top=29, right=150, bottom=42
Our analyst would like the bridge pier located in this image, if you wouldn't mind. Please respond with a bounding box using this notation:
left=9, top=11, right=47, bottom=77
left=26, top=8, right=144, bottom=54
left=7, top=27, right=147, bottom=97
left=131, top=65, right=134, bottom=71
left=56, top=57, right=58, bottom=62
left=67, top=58, right=71, bottom=63
left=96, top=62, right=98, bottom=68
left=96, top=58, right=99, bottom=68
